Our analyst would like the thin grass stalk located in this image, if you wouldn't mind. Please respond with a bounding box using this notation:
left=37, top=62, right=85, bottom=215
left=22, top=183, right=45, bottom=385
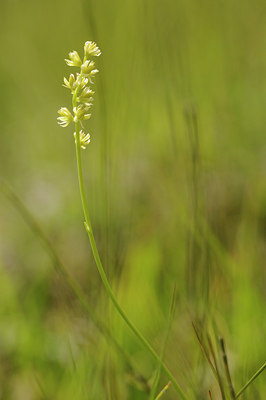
left=149, top=286, right=177, bottom=400
left=235, top=362, right=266, bottom=399
left=34, top=375, right=50, bottom=400
left=193, top=323, right=226, bottom=399
left=192, top=324, right=218, bottom=381
left=207, top=335, right=226, bottom=400
left=154, top=382, right=172, bottom=400
left=220, top=337, right=236, bottom=399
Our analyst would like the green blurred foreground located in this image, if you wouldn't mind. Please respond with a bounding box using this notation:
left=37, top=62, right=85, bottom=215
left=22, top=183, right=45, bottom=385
left=0, top=0, right=265, bottom=399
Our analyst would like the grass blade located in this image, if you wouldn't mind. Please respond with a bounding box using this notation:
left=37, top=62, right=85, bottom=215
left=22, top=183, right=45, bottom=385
left=193, top=324, right=226, bottom=399
left=149, top=285, right=177, bottom=400
left=235, top=362, right=266, bottom=399
left=207, top=335, right=226, bottom=400
left=220, top=337, right=236, bottom=399
left=155, top=381, right=172, bottom=400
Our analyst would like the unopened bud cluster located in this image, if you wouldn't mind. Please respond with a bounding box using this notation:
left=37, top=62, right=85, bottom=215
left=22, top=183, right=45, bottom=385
left=57, top=41, right=101, bottom=149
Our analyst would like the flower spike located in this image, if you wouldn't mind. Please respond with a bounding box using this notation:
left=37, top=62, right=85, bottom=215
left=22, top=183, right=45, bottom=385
left=57, top=41, right=100, bottom=148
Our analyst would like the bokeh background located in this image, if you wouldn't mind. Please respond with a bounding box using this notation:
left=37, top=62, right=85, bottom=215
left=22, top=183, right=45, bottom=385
left=0, top=0, right=265, bottom=399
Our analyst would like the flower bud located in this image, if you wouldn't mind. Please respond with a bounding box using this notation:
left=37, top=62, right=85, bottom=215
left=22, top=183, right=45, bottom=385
left=65, top=51, right=82, bottom=67
left=74, top=74, right=89, bottom=91
left=57, top=107, right=73, bottom=127
left=88, top=69, right=99, bottom=83
left=63, top=74, right=76, bottom=90
left=84, top=41, right=101, bottom=57
left=81, top=60, right=95, bottom=76
left=74, top=130, right=91, bottom=149
left=78, top=87, right=94, bottom=105
left=73, top=105, right=91, bottom=122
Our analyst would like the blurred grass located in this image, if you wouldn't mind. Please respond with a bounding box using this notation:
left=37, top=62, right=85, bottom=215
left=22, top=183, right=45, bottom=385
left=0, top=0, right=266, bottom=398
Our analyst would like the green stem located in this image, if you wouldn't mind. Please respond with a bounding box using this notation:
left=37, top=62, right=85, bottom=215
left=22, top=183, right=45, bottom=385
left=155, top=382, right=172, bottom=400
left=149, top=286, right=176, bottom=400
left=0, top=179, right=144, bottom=380
left=235, top=362, right=266, bottom=399
left=73, top=120, right=187, bottom=400
left=220, top=337, right=235, bottom=399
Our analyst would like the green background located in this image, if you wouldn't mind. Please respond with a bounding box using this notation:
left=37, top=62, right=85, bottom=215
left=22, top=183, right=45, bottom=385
left=0, top=0, right=265, bottom=398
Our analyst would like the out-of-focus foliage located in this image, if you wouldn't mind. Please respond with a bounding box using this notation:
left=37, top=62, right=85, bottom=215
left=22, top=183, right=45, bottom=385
left=0, top=0, right=265, bottom=399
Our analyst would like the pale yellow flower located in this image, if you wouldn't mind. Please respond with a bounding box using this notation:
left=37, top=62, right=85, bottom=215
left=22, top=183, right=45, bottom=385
left=73, top=105, right=91, bottom=122
left=81, top=60, right=96, bottom=76
left=63, top=74, right=76, bottom=90
left=74, top=130, right=91, bottom=149
left=57, top=107, right=73, bottom=127
left=65, top=51, right=82, bottom=67
left=77, top=87, right=94, bottom=105
left=84, top=41, right=101, bottom=57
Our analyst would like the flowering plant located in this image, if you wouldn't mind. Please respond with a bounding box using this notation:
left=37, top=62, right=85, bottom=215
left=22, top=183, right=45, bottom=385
left=57, top=41, right=188, bottom=400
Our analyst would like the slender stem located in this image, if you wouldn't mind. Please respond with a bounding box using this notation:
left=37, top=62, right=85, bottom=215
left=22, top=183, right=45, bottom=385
left=235, top=362, right=266, bottom=399
left=0, top=179, right=146, bottom=382
left=149, top=286, right=176, bottom=400
left=73, top=121, right=187, bottom=400
left=192, top=324, right=221, bottom=389
left=155, top=382, right=172, bottom=400
left=220, top=337, right=235, bottom=399
left=207, top=335, right=226, bottom=400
